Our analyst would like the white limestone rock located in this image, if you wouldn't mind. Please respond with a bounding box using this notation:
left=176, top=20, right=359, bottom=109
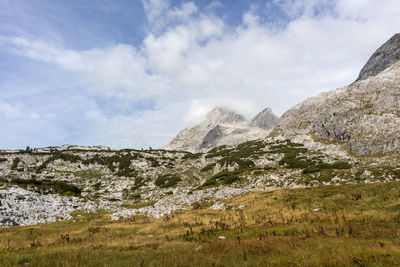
left=164, top=107, right=277, bottom=152
left=0, top=186, right=115, bottom=227
left=279, top=34, right=400, bottom=155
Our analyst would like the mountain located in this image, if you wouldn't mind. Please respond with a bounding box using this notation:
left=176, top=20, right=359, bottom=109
left=164, top=107, right=278, bottom=152
left=357, top=33, right=400, bottom=80
left=279, top=33, right=400, bottom=155
left=249, top=107, right=279, bottom=130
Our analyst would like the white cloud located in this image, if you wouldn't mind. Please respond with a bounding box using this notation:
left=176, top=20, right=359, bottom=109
left=141, top=0, right=170, bottom=31
left=0, top=100, right=39, bottom=119
left=168, top=2, right=198, bottom=21
left=183, top=98, right=257, bottom=126
left=2, top=36, right=167, bottom=99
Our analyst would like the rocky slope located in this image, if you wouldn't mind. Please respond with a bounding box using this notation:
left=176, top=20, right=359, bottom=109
left=357, top=33, right=400, bottom=80
left=164, top=107, right=278, bottom=152
left=279, top=33, right=400, bottom=155
left=1, top=137, right=399, bottom=227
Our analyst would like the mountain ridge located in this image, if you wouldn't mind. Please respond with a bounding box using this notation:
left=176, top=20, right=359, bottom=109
left=164, top=107, right=278, bottom=152
left=279, top=34, right=400, bottom=155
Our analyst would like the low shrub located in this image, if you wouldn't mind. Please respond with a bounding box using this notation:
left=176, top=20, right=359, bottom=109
left=201, top=163, right=216, bottom=172
left=132, top=177, right=146, bottom=189
left=182, top=153, right=202, bottom=160
left=155, top=174, right=181, bottom=188
left=197, top=170, right=242, bottom=189
left=11, top=178, right=81, bottom=196
left=11, top=158, right=20, bottom=170
left=37, top=152, right=82, bottom=173
left=302, top=161, right=352, bottom=174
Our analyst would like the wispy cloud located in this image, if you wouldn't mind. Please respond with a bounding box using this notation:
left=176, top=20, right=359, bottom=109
left=0, top=99, right=40, bottom=119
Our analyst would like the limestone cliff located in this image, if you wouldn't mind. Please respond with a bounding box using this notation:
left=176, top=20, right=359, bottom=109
left=279, top=34, right=400, bottom=155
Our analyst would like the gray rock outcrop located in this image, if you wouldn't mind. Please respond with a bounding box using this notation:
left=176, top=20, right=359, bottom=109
left=199, top=125, right=225, bottom=150
left=0, top=186, right=111, bottom=227
left=358, top=33, right=400, bottom=80
left=279, top=34, right=400, bottom=155
left=249, top=108, right=278, bottom=130
left=164, top=107, right=277, bottom=152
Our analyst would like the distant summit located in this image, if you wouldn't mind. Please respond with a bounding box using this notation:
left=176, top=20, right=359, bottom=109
left=250, top=108, right=278, bottom=130
left=164, top=107, right=277, bottom=152
left=206, top=107, right=246, bottom=124
left=357, top=33, right=400, bottom=80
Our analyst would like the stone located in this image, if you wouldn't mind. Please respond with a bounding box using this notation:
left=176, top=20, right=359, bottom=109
left=249, top=108, right=278, bottom=130
left=279, top=34, right=400, bottom=155
left=358, top=33, right=400, bottom=80
left=164, top=107, right=277, bottom=152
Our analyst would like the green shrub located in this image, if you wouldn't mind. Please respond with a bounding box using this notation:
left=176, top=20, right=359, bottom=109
left=302, top=161, right=351, bottom=174
left=199, top=177, right=218, bottom=188
left=197, top=170, right=242, bottom=189
left=0, top=158, right=7, bottom=163
left=11, top=178, right=81, bottom=196
left=182, top=153, right=202, bottom=160
left=201, top=163, right=216, bottom=172
left=330, top=162, right=351, bottom=169
left=302, top=166, right=322, bottom=174
left=146, top=157, right=160, bottom=167
left=93, top=182, right=102, bottom=191
left=223, top=174, right=240, bottom=184
left=37, top=152, right=82, bottom=173
left=11, top=158, right=20, bottom=170
left=155, top=174, right=181, bottom=188
left=132, top=177, right=146, bottom=189
left=116, top=167, right=137, bottom=177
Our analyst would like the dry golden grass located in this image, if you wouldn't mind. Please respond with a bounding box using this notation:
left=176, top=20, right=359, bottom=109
left=1, top=181, right=400, bottom=266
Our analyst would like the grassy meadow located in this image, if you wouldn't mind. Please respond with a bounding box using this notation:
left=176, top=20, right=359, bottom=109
left=1, top=181, right=400, bottom=266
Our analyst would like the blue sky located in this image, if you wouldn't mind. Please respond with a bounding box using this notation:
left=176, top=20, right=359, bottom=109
left=1, top=0, right=400, bottom=150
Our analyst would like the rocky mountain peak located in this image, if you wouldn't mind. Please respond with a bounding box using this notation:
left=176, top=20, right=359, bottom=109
left=206, top=107, right=246, bottom=124
left=357, top=33, right=400, bottom=80
left=249, top=108, right=278, bottom=130
left=279, top=34, right=400, bottom=155
left=164, top=107, right=276, bottom=152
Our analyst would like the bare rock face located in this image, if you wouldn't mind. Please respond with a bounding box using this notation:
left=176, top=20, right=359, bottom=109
left=358, top=33, right=400, bottom=80
left=164, top=107, right=277, bottom=152
left=250, top=108, right=278, bottom=130
left=205, top=107, right=246, bottom=124
left=200, top=125, right=225, bottom=150
left=279, top=34, right=400, bottom=155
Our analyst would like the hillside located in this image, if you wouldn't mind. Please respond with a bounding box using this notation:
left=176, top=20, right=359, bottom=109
left=1, top=135, right=400, bottom=227
left=279, top=33, right=400, bottom=155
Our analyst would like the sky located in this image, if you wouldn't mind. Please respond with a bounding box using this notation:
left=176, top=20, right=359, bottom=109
left=1, top=0, right=400, bottom=150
